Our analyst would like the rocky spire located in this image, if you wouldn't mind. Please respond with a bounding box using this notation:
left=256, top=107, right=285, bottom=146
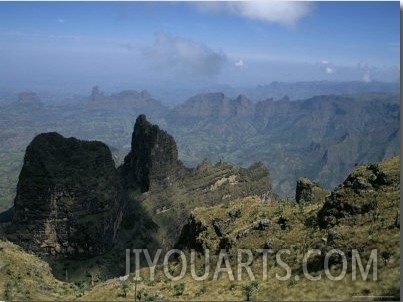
left=122, top=114, right=183, bottom=192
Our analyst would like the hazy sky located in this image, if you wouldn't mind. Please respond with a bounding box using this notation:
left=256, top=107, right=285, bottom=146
left=0, top=1, right=400, bottom=94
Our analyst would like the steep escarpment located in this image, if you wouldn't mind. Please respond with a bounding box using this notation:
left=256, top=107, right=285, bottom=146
left=87, top=86, right=167, bottom=116
left=7, top=132, right=123, bottom=257
left=121, top=114, right=185, bottom=192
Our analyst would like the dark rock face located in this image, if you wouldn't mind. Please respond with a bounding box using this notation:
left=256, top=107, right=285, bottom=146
left=295, top=177, right=329, bottom=204
left=7, top=132, right=123, bottom=256
left=122, top=114, right=184, bottom=192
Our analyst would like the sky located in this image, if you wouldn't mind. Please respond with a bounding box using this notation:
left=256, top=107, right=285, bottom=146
left=0, top=1, right=400, bottom=95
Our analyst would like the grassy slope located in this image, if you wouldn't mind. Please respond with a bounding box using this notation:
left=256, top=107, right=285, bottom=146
left=0, top=240, right=77, bottom=300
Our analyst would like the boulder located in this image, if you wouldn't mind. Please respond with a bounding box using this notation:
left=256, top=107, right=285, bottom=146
left=295, top=177, right=329, bottom=204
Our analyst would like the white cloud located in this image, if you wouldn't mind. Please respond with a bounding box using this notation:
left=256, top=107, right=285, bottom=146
left=120, top=42, right=135, bottom=51
left=144, top=32, right=226, bottom=77
left=325, top=67, right=334, bottom=74
left=363, top=72, right=371, bottom=82
left=321, top=60, right=334, bottom=75
left=195, top=1, right=314, bottom=27
left=57, top=18, right=65, bottom=23
left=235, top=59, right=245, bottom=69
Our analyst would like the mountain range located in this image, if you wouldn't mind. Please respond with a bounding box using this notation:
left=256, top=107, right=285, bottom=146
left=0, top=83, right=399, bottom=213
left=166, top=92, right=399, bottom=197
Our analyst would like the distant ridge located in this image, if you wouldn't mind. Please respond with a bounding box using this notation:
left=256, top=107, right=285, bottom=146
left=248, top=80, right=400, bottom=101
left=167, top=91, right=400, bottom=196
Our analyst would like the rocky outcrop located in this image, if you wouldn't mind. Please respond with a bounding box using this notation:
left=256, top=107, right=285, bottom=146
left=175, top=214, right=208, bottom=252
left=295, top=177, right=329, bottom=203
left=7, top=132, right=123, bottom=256
left=121, top=114, right=185, bottom=192
left=318, top=157, right=400, bottom=228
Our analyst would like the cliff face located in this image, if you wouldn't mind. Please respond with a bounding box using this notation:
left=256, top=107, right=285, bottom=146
left=8, top=132, right=123, bottom=256
left=121, top=114, right=184, bottom=192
